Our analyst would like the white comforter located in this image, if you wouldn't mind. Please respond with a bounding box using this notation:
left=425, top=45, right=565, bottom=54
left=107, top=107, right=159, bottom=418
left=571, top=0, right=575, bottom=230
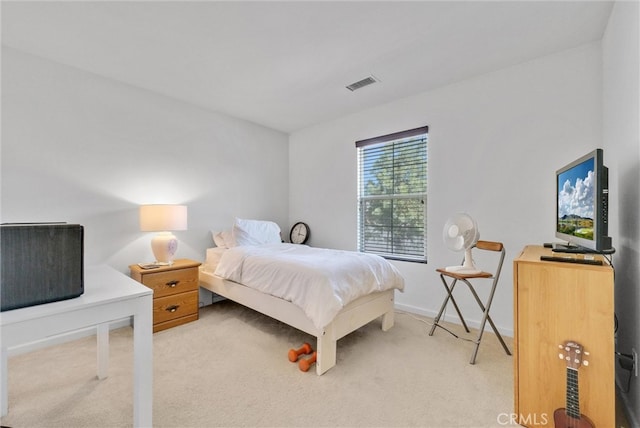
left=213, top=243, right=404, bottom=329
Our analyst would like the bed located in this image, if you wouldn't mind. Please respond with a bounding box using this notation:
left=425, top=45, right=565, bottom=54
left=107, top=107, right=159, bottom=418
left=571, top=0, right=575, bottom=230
left=199, top=219, right=405, bottom=375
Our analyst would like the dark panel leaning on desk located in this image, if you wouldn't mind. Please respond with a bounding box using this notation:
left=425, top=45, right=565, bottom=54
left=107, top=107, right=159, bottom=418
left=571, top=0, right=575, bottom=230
left=1, top=223, right=84, bottom=311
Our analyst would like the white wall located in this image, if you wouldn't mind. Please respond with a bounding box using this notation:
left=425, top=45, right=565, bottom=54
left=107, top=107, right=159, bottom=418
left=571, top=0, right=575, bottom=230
left=290, top=42, right=603, bottom=336
left=603, top=1, right=640, bottom=424
left=1, top=47, right=289, bottom=280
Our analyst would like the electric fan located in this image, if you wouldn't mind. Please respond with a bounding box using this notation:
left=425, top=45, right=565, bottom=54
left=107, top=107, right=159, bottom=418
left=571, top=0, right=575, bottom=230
left=443, top=213, right=481, bottom=275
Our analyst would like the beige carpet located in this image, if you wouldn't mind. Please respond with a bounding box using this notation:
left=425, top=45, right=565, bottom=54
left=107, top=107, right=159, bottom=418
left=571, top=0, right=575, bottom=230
left=1, top=300, right=513, bottom=427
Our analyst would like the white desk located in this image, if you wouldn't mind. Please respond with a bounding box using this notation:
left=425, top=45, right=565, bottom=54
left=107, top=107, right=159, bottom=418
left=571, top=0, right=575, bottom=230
left=0, top=265, right=153, bottom=427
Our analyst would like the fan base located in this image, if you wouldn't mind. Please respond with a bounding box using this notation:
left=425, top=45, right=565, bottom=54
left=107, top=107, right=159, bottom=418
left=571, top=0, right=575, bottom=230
left=444, top=265, right=482, bottom=275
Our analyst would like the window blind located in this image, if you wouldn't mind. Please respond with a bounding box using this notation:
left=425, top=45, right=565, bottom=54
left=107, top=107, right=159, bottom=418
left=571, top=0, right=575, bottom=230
left=356, top=126, right=428, bottom=262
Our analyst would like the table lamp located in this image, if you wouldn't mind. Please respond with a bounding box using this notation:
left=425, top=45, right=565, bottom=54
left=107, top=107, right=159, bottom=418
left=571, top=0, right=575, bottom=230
left=139, top=204, right=187, bottom=265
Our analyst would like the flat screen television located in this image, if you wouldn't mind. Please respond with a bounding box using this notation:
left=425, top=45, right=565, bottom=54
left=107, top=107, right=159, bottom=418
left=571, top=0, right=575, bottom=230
left=554, top=148, right=612, bottom=253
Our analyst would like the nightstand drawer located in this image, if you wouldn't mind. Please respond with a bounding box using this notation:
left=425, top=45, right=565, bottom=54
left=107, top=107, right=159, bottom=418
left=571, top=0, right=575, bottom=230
left=153, top=290, right=198, bottom=325
left=142, top=267, right=198, bottom=298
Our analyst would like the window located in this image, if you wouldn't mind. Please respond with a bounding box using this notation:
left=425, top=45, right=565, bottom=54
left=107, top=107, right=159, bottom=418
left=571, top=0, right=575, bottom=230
left=356, top=126, right=428, bottom=262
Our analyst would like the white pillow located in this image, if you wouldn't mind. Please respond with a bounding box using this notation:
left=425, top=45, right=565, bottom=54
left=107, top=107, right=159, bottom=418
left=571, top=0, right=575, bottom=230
left=211, top=230, right=235, bottom=248
left=232, top=218, right=281, bottom=246
left=203, top=247, right=227, bottom=272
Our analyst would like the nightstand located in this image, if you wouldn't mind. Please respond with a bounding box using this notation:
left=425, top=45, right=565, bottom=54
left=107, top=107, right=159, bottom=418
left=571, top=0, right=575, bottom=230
left=129, top=259, right=201, bottom=333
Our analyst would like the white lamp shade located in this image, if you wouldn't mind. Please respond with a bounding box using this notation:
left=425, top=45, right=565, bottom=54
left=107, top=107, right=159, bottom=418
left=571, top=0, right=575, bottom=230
left=139, top=205, right=187, bottom=232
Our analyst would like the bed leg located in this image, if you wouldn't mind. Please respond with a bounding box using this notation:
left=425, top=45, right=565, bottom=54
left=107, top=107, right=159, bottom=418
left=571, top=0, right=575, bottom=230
left=381, top=309, right=395, bottom=331
left=315, top=326, right=337, bottom=375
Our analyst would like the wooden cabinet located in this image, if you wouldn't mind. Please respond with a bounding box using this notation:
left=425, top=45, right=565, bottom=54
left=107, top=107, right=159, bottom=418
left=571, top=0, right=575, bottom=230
left=513, top=246, right=614, bottom=427
left=129, top=259, right=201, bottom=333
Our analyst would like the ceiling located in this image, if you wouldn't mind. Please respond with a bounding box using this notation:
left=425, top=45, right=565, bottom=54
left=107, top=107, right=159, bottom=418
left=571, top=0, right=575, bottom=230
left=1, top=1, right=614, bottom=133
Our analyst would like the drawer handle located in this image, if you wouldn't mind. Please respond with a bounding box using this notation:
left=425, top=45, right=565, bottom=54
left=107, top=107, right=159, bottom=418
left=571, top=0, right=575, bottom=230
left=166, top=305, right=180, bottom=313
left=166, top=280, right=180, bottom=287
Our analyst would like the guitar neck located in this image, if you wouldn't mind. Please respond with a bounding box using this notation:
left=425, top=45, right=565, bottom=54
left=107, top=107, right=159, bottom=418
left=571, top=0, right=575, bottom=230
left=555, top=340, right=593, bottom=428
left=565, top=367, right=581, bottom=419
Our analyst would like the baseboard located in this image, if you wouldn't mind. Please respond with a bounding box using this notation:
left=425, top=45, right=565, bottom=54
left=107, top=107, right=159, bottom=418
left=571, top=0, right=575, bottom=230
left=7, top=318, right=131, bottom=357
left=394, top=302, right=514, bottom=338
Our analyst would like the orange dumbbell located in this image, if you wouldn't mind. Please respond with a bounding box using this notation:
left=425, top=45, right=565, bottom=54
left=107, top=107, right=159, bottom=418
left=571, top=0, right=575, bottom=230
left=288, top=342, right=313, bottom=362
left=299, top=351, right=317, bottom=372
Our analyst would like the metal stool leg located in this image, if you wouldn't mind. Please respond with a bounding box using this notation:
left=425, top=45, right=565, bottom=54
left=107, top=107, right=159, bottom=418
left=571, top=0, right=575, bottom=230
left=429, top=278, right=456, bottom=336
left=462, top=278, right=511, bottom=364
left=429, top=276, right=470, bottom=336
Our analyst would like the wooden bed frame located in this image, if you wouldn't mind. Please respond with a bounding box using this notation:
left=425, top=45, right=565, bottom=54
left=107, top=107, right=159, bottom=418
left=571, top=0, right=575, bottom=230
left=199, top=268, right=396, bottom=375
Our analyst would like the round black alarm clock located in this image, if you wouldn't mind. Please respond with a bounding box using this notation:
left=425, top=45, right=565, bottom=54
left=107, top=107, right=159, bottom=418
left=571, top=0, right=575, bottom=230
left=289, top=222, right=310, bottom=244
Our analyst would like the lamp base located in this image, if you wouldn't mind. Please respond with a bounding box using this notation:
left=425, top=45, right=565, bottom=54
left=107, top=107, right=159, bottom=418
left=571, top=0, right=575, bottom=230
left=150, top=232, right=179, bottom=265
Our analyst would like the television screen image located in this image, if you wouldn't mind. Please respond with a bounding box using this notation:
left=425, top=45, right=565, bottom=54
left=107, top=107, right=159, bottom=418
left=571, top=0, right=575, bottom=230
left=557, top=157, right=596, bottom=240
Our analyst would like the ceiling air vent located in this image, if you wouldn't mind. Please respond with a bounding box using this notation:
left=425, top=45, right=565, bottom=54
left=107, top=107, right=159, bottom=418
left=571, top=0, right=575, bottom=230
left=346, top=75, right=378, bottom=92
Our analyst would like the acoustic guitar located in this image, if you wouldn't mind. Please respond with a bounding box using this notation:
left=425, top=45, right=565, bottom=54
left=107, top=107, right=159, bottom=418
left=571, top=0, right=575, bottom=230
left=554, top=340, right=594, bottom=428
